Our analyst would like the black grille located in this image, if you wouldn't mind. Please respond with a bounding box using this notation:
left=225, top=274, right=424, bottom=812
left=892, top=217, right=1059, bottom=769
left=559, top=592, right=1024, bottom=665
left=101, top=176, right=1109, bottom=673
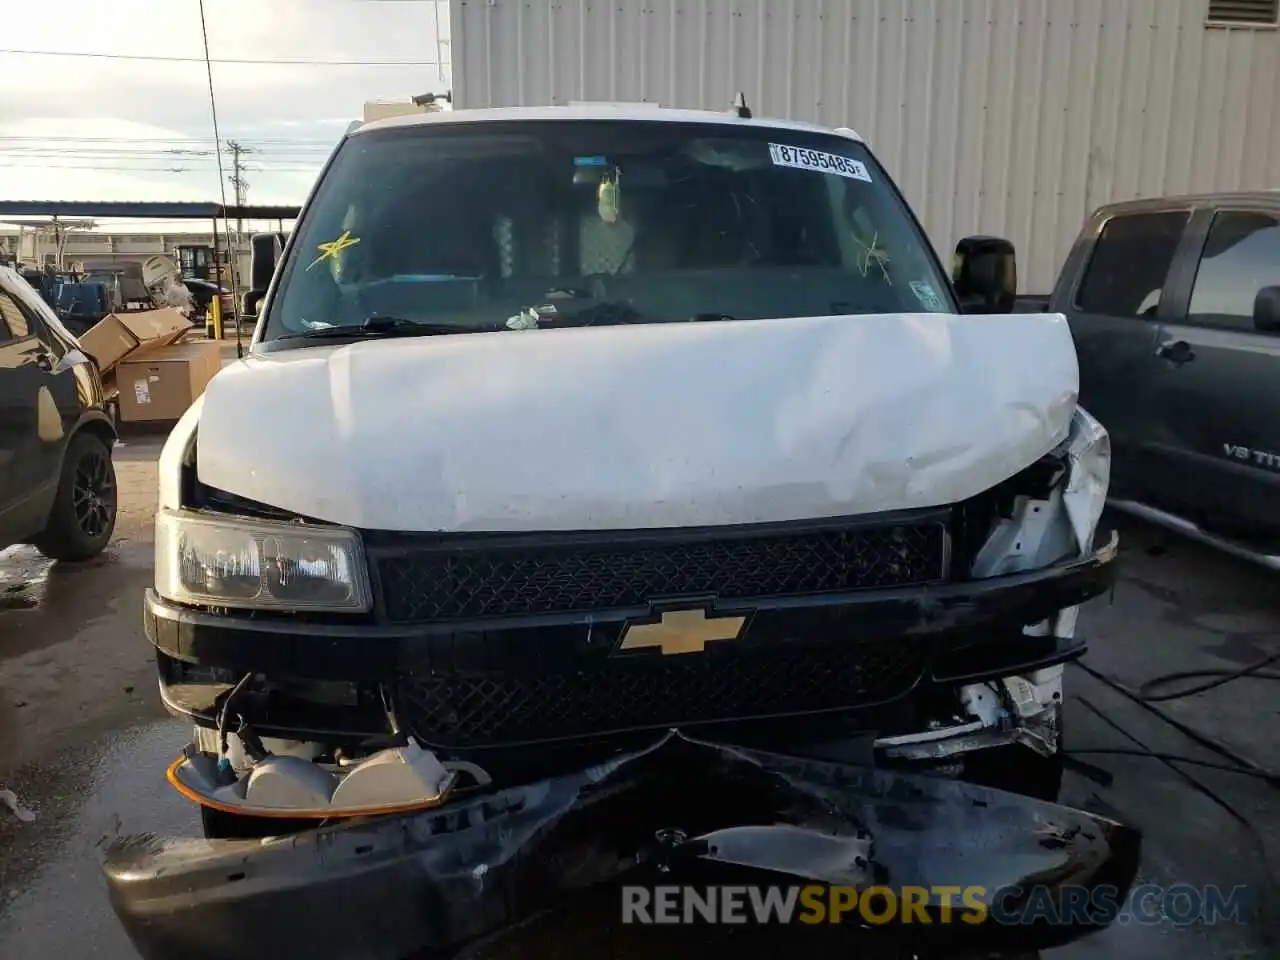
left=376, top=518, right=948, bottom=623
left=395, top=639, right=925, bottom=750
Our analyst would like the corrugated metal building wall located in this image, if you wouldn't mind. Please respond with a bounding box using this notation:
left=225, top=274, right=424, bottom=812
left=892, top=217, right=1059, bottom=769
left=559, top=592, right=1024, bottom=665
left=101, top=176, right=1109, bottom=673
left=449, top=0, right=1280, bottom=292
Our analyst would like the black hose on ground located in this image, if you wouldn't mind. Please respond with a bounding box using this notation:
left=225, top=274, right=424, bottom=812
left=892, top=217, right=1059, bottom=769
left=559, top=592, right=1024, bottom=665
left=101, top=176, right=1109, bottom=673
left=1064, top=688, right=1279, bottom=949
left=1070, top=659, right=1280, bottom=786
left=1132, top=651, right=1280, bottom=703
left=1065, top=747, right=1280, bottom=785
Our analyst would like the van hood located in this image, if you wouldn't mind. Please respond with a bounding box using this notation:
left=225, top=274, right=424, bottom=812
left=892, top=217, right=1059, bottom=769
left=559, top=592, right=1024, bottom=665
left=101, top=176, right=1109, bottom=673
left=195, top=313, right=1079, bottom=532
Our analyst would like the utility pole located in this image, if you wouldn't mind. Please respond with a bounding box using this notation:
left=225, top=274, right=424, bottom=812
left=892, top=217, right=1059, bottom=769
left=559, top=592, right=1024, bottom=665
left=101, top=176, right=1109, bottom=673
left=224, top=139, right=255, bottom=308
left=225, top=140, right=254, bottom=235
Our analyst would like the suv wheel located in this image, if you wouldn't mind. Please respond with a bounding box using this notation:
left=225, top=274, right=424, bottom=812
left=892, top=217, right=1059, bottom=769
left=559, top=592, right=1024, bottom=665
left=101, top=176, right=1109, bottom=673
left=32, top=432, right=117, bottom=561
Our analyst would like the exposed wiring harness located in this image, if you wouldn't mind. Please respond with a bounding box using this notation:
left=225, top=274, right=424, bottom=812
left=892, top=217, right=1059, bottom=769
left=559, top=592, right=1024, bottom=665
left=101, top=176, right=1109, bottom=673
left=215, top=672, right=254, bottom=760
left=213, top=673, right=268, bottom=783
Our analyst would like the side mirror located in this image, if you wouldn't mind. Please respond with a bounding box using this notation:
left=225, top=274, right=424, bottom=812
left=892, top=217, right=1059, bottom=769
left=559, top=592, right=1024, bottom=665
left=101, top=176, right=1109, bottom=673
left=1254, top=286, right=1280, bottom=333
left=245, top=233, right=284, bottom=319
left=953, top=236, right=1017, bottom=314
left=250, top=233, right=283, bottom=292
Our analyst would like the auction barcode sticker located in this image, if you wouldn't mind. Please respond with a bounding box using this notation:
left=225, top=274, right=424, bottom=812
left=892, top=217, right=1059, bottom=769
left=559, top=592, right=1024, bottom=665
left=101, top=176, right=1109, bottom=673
left=768, top=143, right=872, bottom=182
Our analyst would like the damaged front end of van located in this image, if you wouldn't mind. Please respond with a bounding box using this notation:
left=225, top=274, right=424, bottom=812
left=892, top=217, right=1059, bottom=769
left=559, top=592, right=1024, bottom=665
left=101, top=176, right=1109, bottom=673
left=102, top=106, right=1133, bottom=959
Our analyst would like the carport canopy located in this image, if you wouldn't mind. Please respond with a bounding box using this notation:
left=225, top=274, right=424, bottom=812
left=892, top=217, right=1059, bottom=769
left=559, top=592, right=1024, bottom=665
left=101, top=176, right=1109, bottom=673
left=0, top=200, right=301, bottom=331
left=0, top=201, right=300, bottom=219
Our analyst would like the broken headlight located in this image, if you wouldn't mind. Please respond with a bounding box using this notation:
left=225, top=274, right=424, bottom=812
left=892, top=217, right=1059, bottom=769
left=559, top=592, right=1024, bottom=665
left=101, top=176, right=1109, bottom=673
left=1060, top=406, right=1111, bottom=555
left=154, top=509, right=372, bottom=612
left=964, top=409, right=1111, bottom=578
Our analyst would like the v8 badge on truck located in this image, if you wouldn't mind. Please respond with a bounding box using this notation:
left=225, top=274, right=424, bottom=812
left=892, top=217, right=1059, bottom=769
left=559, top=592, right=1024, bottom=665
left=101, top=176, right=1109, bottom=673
left=1223, top=443, right=1280, bottom=471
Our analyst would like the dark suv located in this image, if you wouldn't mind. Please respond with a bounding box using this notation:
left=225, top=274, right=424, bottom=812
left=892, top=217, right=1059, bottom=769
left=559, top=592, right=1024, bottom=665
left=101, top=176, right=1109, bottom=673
left=1051, top=192, right=1280, bottom=563
left=0, top=265, right=118, bottom=560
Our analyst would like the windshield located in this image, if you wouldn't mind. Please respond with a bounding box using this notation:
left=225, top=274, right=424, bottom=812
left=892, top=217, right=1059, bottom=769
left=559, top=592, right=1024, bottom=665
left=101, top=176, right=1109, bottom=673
left=263, top=119, right=955, bottom=342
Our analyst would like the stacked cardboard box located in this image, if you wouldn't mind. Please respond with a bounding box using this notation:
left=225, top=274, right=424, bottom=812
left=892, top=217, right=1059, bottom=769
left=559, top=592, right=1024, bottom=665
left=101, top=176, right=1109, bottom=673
left=78, top=308, right=223, bottom=422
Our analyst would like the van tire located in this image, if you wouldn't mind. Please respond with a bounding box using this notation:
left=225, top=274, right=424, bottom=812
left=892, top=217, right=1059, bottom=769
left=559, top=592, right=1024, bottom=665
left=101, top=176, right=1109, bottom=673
left=32, top=432, right=117, bottom=562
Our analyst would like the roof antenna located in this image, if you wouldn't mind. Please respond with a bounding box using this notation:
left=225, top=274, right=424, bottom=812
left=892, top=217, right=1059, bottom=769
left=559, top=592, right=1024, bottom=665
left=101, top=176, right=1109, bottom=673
left=731, top=92, right=752, bottom=119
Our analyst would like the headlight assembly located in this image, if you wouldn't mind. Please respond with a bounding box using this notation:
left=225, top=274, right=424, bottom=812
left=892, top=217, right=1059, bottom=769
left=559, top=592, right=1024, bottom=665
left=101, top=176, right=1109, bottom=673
left=155, top=509, right=372, bottom=612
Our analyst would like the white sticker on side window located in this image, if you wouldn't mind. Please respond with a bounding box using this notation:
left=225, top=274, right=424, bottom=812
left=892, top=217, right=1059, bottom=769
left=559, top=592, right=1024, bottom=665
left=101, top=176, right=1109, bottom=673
left=910, top=280, right=946, bottom=312
left=768, top=143, right=872, bottom=182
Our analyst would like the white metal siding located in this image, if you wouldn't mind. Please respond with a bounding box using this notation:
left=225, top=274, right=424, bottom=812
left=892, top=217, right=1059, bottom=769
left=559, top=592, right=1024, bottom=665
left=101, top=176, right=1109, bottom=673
left=450, top=0, right=1280, bottom=292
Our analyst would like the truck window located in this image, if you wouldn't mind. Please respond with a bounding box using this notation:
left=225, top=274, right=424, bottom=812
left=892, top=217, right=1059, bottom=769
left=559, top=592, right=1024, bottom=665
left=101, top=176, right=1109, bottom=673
left=1187, top=210, right=1280, bottom=333
left=1074, top=211, right=1187, bottom=318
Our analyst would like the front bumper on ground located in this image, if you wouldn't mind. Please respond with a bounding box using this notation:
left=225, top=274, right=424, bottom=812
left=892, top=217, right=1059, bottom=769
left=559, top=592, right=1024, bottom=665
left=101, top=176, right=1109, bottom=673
left=143, top=533, right=1117, bottom=751
left=102, top=730, right=1140, bottom=960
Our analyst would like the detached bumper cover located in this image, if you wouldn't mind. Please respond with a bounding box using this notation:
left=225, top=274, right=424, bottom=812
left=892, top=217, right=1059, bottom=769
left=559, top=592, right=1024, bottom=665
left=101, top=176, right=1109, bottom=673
left=102, top=731, right=1139, bottom=960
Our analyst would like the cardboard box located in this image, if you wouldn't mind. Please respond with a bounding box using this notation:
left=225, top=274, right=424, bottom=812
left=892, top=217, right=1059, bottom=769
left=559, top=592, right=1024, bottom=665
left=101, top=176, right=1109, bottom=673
left=115, top=341, right=222, bottom=423
left=79, top=308, right=192, bottom=376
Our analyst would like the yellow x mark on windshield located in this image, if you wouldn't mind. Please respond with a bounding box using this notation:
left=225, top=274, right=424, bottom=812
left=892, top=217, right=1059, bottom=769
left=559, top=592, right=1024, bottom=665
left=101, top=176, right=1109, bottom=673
left=307, top=230, right=361, bottom=271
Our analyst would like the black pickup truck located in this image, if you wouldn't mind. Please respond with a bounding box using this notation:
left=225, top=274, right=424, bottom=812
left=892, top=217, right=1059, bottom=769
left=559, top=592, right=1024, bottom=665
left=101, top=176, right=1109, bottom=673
left=1049, top=192, right=1280, bottom=565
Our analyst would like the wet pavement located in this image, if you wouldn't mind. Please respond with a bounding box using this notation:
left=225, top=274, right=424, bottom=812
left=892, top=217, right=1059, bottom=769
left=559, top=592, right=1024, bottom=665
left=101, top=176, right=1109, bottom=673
left=0, top=440, right=1276, bottom=958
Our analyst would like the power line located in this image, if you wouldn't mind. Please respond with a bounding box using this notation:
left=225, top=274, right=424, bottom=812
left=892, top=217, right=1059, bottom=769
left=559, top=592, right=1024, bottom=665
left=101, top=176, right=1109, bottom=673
left=0, top=151, right=325, bottom=168
left=0, top=143, right=324, bottom=151
left=1, top=151, right=214, bottom=160
left=0, top=147, right=329, bottom=156
left=0, top=162, right=198, bottom=172
left=0, top=150, right=328, bottom=163
left=1, top=148, right=215, bottom=157
left=0, top=153, right=323, bottom=171
left=0, top=136, right=339, bottom=145
left=0, top=47, right=442, bottom=66
left=198, top=0, right=240, bottom=343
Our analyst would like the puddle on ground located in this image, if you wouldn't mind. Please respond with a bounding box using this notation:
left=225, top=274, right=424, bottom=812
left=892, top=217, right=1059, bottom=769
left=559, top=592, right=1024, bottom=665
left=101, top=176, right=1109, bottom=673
left=0, top=717, right=192, bottom=959
left=0, top=546, right=54, bottom=606
left=0, top=546, right=133, bottom=615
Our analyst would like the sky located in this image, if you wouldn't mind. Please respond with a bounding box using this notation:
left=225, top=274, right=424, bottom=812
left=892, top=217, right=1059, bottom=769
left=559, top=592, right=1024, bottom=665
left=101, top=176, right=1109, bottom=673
left=0, top=0, right=450, bottom=217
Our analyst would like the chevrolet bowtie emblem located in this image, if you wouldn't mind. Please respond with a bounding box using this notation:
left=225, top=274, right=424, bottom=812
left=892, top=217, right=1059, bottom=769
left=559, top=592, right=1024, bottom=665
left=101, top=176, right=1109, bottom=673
left=618, top=608, right=748, bottom=656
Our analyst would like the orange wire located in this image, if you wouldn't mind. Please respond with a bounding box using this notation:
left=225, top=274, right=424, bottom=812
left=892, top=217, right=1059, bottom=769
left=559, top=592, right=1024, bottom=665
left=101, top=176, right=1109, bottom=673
left=165, top=755, right=457, bottom=820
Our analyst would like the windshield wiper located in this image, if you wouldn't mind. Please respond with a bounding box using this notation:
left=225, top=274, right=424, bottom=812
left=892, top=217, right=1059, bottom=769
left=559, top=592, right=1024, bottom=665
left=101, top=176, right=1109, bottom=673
left=689, top=313, right=743, bottom=323
left=277, top=316, right=476, bottom=341
left=535, top=298, right=641, bottom=327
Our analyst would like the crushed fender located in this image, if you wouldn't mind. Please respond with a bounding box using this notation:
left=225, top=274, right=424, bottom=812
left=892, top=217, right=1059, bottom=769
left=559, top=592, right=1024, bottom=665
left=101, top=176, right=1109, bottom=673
left=102, top=731, right=1140, bottom=960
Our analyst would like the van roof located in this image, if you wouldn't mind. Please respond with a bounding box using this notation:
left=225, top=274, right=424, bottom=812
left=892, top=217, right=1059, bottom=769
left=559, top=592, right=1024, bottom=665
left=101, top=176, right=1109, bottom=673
left=351, top=103, right=864, bottom=143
